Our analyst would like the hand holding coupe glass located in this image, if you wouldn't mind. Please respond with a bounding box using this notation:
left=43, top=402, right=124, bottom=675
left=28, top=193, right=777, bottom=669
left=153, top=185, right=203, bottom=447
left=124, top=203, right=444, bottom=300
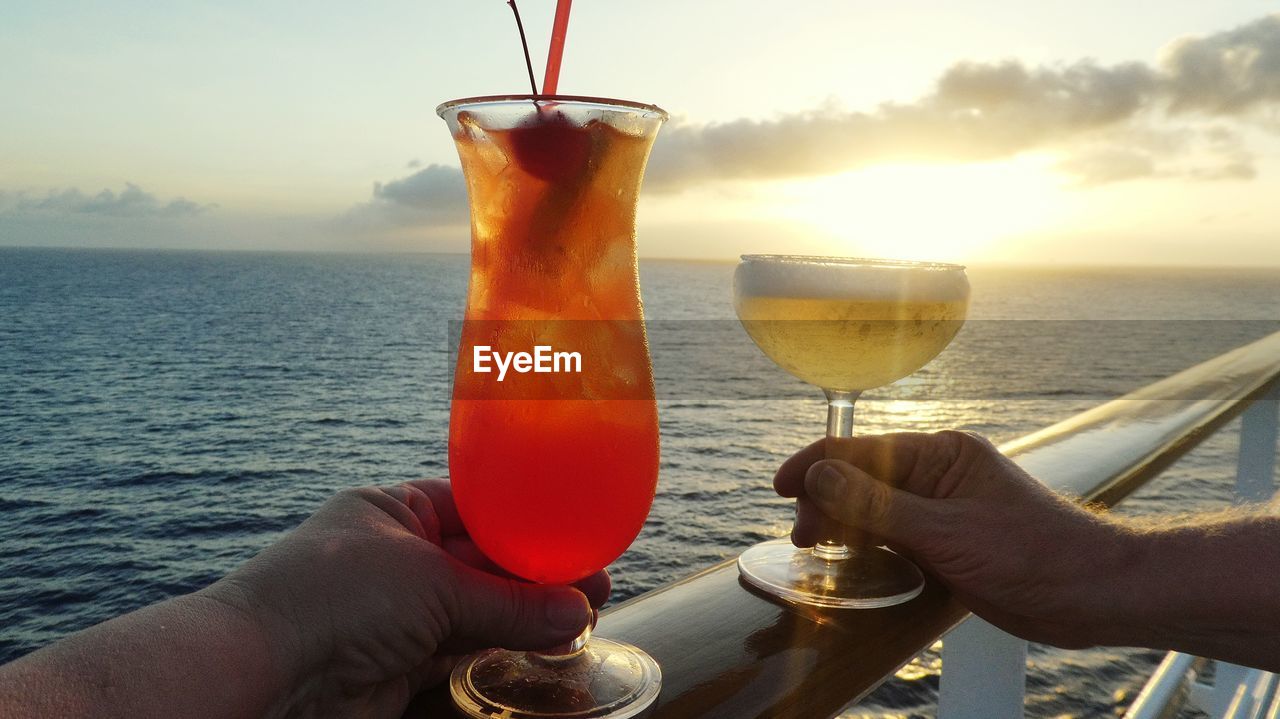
left=734, top=255, right=969, bottom=607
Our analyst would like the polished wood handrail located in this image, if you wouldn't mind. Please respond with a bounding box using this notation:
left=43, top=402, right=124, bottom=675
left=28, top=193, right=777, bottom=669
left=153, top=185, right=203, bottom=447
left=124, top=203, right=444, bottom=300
left=410, top=330, right=1280, bottom=719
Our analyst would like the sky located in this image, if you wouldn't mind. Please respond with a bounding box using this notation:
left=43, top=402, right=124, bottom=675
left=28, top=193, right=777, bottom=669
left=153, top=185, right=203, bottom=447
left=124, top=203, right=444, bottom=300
left=2, top=1, right=1279, bottom=265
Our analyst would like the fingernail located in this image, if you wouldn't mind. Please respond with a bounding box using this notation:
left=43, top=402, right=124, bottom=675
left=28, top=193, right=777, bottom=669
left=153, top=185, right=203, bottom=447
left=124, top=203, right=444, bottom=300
left=546, top=589, right=587, bottom=632
left=811, top=466, right=847, bottom=502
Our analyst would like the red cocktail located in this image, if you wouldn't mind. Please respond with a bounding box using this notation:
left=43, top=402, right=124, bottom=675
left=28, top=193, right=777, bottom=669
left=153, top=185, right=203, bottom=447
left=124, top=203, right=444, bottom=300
left=450, top=391, right=659, bottom=583
left=441, top=95, right=666, bottom=719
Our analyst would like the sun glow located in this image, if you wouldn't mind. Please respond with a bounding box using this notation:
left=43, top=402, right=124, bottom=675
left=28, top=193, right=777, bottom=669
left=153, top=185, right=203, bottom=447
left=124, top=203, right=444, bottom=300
left=767, top=156, right=1067, bottom=263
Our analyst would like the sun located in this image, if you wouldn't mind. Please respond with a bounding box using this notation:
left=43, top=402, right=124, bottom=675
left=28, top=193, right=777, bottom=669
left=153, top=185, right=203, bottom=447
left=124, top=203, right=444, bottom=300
left=767, top=156, right=1066, bottom=263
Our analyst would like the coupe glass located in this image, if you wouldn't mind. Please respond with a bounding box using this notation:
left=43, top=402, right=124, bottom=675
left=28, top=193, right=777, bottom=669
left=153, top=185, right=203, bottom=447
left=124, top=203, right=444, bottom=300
left=439, top=96, right=665, bottom=719
left=733, top=255, right=969, bottom=608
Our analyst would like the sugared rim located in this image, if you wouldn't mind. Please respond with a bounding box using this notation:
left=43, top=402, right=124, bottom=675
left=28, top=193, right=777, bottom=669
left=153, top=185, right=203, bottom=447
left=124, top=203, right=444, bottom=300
left=436, top=94, right=668, bottom=120
left=740, top=254, right=966, bottom=271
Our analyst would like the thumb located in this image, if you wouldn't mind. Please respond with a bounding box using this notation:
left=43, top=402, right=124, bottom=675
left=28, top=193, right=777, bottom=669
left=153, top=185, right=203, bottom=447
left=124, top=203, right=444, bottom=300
left=804, top=459, right=935, bottom=548
left=447, top=561, right=591, bottom=652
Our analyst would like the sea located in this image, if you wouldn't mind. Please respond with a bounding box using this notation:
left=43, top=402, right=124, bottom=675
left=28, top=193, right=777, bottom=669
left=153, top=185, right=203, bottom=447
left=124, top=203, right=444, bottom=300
left=2, top=247, right=1279, bottom=718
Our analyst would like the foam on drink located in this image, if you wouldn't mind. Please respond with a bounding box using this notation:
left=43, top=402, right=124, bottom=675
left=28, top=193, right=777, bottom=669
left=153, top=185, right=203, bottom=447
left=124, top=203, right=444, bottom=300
left=735, top=255, right=970, bottom=305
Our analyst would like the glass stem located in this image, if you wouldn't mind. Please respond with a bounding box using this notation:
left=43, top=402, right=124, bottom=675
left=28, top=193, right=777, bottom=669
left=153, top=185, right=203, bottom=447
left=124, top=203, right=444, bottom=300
left=815, top=389, right=862, bottom=561
left=569, top=623, right=591, bottom=653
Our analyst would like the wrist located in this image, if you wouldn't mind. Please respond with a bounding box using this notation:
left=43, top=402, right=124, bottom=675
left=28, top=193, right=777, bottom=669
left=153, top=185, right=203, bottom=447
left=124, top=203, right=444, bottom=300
left=1055, top=515, right=1148, bottom=646
left=198, top=576, right=310, bottom=717
left=1089, top=521, right=1235, bottom=650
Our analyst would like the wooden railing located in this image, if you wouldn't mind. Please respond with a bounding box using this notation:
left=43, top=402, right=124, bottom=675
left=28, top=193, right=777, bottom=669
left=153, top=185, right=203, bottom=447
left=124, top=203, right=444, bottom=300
left=412, top=330, right=1280, bottom=719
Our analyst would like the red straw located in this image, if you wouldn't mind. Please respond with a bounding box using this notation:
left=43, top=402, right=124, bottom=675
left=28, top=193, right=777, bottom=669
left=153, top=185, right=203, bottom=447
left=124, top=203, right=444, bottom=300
left=541, top=0, right=573, bottom=96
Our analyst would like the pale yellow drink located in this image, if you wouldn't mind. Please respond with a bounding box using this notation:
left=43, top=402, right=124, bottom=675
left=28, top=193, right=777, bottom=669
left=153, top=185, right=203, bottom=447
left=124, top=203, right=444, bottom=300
left=735, top=296, right=967, bottom=391
left=732, top=254, right=969, bottom=610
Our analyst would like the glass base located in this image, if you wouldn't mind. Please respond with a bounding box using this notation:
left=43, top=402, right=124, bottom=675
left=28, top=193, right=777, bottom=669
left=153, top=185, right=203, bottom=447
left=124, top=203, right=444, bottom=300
left=737, top=538, right=924, bottom=608
left=450, top=637, right=662, bottom=719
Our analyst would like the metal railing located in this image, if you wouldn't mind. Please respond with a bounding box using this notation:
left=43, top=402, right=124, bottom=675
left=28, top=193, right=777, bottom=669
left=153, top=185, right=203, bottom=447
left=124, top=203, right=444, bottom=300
left=412, top=330, right=1280, bottom=719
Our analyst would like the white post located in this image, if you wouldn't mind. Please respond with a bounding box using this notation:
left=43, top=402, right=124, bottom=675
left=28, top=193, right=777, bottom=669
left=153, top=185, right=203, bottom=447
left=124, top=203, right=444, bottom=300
left=1268, top=676, right=1280, bottom=719
left=1221, top=669, right=1276, bottom=719
left=938, top=616, right=1027, bottom=719
left=1236, top=385, right=1279, bottom=503
left=1122, top=652, right=1197, bottom=719
left=1210, top=664, right=1253, bottom=718
left=1258, top=674, right=1279, bottom=719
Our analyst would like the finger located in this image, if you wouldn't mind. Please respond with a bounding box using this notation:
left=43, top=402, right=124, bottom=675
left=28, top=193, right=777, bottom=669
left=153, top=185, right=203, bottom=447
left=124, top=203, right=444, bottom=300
left=353, top=485, right=436, bottom=541
left=441, top=538, right=611, bottom=609
left=780, top=433, right=971, bottom=500
left=404, top=478, right=466, bottom=536
left=408, top=656, right=458, bottom=696
left=794, top=495, right=896, bottom=551
left=774, top=438, right=825, bottom=498
left=804, top=459, right=936, bottom=547
left=573, top=570, right=611, bottom=609
left=790, top=497, right=821, bottom=547
left=852, top=431, right=972, bottom=498
left=447, top=560, right=591, bottom=652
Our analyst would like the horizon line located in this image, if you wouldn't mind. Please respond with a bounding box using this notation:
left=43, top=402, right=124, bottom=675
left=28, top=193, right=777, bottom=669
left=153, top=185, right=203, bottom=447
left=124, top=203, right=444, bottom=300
left=4, top=243, right=1280, bottom=272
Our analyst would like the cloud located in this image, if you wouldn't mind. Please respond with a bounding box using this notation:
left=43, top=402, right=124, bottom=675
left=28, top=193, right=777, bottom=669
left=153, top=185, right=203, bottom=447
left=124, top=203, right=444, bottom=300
left=342, top=164, right=469, bottom=230
left=649, top=14, right=1280, bottom=189
left=1056, top=147, right=1157, bottom=187
left=1049, top=123, right=1258, bottom=186
left=372, top=164, right=467, bottom=213
left=357, top=13, right=1280, bottom=229
left=0, top=183, right=212, bottom=218
left=647, top=58, right=1170, bottom=188
left=1161, top=15, right=1280, bottom=114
